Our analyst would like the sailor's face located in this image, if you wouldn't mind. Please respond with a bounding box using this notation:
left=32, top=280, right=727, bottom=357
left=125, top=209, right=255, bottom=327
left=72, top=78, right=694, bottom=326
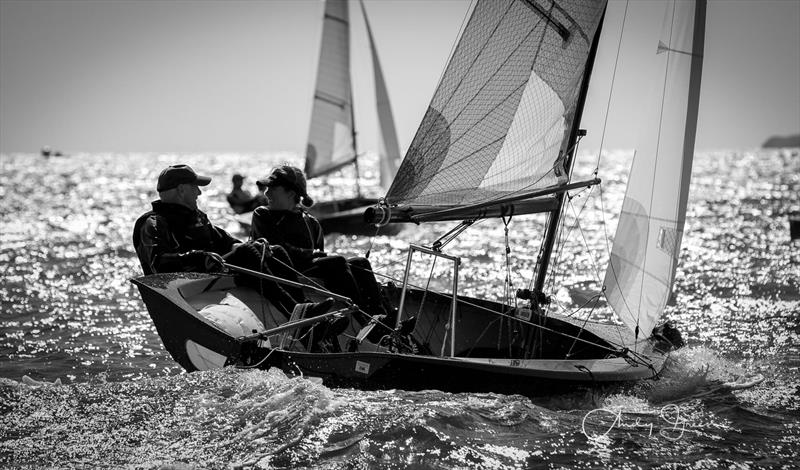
left=265, top=185, right=295, bottom=210
left=178, top=183, right=201, bottom=210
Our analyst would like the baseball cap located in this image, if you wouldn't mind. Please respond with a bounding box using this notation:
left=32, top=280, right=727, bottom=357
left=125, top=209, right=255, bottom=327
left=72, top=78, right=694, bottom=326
left=157, top=164, right=212, bottom=192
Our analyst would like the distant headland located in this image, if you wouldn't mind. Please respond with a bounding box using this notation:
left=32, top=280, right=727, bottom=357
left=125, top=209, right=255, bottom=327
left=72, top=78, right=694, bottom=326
left=762, top=134, right=800, bottom=148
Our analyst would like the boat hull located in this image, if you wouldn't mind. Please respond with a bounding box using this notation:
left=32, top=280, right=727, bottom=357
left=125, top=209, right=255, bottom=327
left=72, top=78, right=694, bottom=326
left=132, top=273, right=669, bottom=397
left=260, top=349, right=662, bottom=396
left=132, top=273, right=245, bottom=371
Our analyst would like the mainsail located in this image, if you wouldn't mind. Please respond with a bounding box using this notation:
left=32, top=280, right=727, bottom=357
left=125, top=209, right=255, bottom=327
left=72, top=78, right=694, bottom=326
left=384, top=0, right=606, bottom=210
left=305, top=0, right=356, bottom=178
left=604, top=0, right=706, bottom=339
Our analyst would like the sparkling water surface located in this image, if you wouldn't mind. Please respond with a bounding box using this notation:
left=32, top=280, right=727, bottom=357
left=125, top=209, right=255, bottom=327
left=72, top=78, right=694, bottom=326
left=0, top=150, right=798, bottom=469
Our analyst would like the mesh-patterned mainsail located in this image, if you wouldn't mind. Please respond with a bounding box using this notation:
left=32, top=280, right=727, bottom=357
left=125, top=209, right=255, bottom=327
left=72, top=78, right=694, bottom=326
left=305, top=0, right=355, bottom=179
left=386, top=0, right=606, bottom=209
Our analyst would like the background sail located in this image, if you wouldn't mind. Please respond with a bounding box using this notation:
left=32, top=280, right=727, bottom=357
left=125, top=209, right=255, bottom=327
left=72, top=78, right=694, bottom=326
left=305, top=0, right=355, bottom=179
left=604, top=0, right=706, bottom=339
left=360, top=0, right=401, bottom=191
left=385, top=0, right=606, bottom=208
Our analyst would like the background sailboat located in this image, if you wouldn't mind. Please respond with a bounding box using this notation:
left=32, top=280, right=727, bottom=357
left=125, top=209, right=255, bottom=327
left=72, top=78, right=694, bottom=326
left=304, top=0, right=402, bottom=235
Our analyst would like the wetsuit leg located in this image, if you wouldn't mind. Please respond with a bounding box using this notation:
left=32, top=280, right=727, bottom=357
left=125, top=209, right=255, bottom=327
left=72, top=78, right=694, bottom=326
left=348, top=257, right=389, bottom=318
left=305, top=255, right=364, bottom=307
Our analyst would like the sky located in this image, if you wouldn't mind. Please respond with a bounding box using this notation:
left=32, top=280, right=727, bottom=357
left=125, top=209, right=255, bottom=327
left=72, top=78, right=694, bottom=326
left=1, top=0, right=798, bottom=155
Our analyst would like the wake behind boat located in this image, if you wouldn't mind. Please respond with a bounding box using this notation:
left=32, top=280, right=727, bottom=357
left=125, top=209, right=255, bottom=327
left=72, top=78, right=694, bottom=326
left=134, top=0, right=705, bottom=396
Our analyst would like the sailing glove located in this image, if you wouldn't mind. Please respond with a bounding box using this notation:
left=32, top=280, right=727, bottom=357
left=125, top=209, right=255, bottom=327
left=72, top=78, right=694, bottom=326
left=201, top=252, right=225, bottom=272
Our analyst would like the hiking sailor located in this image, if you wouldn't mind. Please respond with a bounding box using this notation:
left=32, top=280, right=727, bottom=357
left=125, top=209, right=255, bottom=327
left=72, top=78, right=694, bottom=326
left=250, top=165, right=392, bottom=329
left=132, top=164, right=338, bottom=332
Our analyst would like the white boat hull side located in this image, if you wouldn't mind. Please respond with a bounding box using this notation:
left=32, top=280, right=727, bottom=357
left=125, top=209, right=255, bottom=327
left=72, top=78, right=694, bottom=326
left=186, top=339, right=229, bottom=371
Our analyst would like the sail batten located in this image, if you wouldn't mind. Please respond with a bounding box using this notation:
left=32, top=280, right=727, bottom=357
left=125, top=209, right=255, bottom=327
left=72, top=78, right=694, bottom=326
left=603, top=0, right=706, bottom=339
left=385, top=0, right=606, bottom=213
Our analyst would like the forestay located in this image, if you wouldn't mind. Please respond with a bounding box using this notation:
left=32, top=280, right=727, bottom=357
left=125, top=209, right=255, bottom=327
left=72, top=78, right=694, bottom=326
left=604, top=0, right=706, bottom=340
left=305, top=0, right=355, bottom=178
left=385, top=0, right=606, bottom=209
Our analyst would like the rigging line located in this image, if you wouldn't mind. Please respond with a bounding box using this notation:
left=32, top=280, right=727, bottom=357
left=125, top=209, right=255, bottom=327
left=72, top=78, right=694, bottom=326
left=268, top=252, right=328, bottom=293
left=421, top=255, right=441, bottom=347
left=567, top=196, right=603, bottom=283
left=601, top=160, right=638, bottom=325
left=542, top=211, right=571, bottom=312
left=597, top=179, right=635, bottom=324
left=528, top=211, right=552, bottom=291
left=542, top=189, right=582, bottom=302
left=266, top=253, right=379, bottom=324
left=594, top=0, right=630, bottom=172
left=235, top=348, right=276, bottom=370
left=591, top=2, right=630, bottom=316
left=560, top=292, right=602, bottom=318
left=558, top=189, right=628, bottom=348
left=502, top=215, right=514, bottom=306
left=466, top=317, right=503, bottom=358
left=364, top=224, right=380, bottom=258
left=565, top=295, right=603, bottom=357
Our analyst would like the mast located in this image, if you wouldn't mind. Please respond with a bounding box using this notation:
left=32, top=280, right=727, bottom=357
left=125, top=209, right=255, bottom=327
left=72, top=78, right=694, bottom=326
left=533, top=9, right=606, bottom=297
left=349, top=78, right=362, bottom=198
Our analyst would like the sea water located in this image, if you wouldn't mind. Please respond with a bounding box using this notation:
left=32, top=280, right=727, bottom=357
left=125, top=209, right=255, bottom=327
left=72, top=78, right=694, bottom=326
left=0, top=150, right=798, bottom=469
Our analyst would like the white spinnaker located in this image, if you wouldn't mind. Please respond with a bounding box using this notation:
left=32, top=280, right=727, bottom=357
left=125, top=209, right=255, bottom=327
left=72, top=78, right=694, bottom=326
left=604, top=0, right=706, bottom=341
left=360, top=0, right=401, bottom=191
left=305, top=0, right=355, bottom=179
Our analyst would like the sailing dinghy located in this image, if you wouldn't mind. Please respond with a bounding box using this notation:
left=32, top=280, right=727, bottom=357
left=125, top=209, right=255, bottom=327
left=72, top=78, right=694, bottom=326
left=133, top=0, right=705, bottom=396
left=304, top=0, right=403, bottom=235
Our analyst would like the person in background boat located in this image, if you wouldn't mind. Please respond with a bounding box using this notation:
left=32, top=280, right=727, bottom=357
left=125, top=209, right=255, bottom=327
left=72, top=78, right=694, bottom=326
left=132, top=164, right=338, bottom=333
left=250, top=165, right=391, bottom=326
left=251, top=180, right=269, bottom=209
left=226, top=174, right=253, bottom=214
